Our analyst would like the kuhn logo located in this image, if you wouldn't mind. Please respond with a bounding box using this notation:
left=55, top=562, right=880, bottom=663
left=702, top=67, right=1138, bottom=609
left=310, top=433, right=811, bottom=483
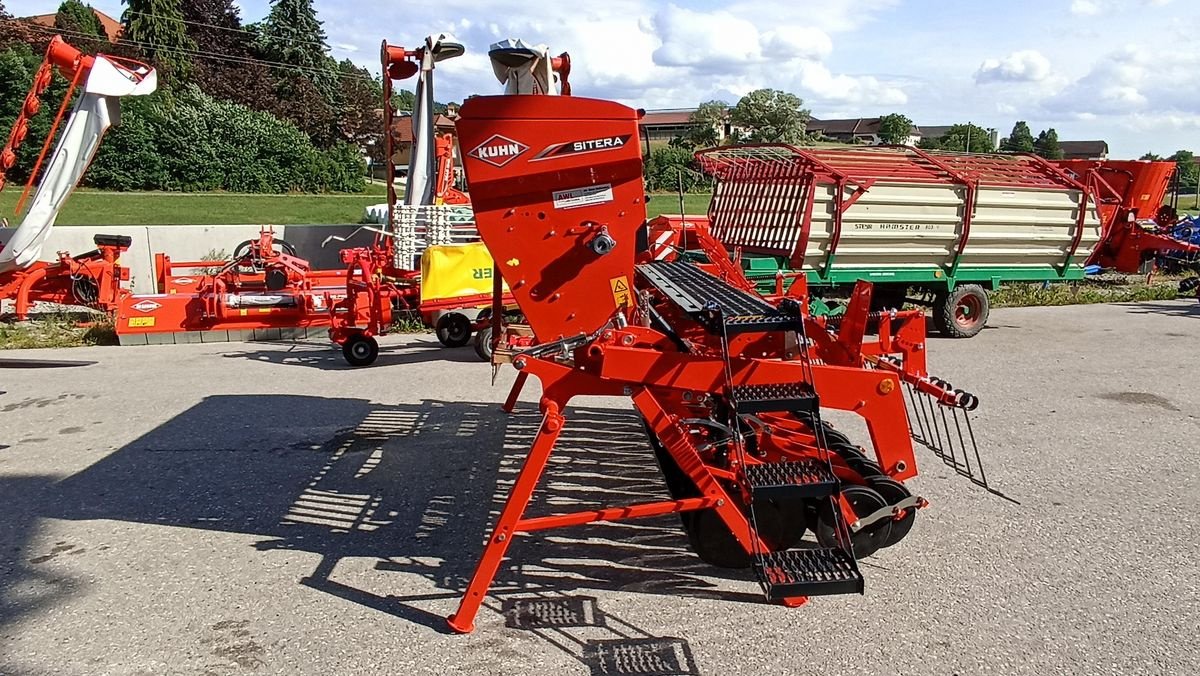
left=175, top=277, right=195, bottom=285
left=131, top=300, right=161, bottom=313
left=469, top=135, right=529, bottom=168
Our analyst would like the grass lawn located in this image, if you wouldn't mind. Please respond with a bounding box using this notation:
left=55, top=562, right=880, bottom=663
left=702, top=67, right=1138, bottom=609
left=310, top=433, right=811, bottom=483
left=0, top=183, right=389, bottom=226
left=646, top=193, right=712, bottom=217
left=0, top=184, right=708, bottom=225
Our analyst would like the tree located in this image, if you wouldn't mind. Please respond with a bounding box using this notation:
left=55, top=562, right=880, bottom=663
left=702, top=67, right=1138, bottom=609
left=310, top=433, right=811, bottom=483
left=56, top=1, right=106, bottom=39
left=257, top=0, right=335, bottom=96
left=273, top=73, right=337, bottom=147
left=1000, top=121, right=1036, bottom=153
left=686, top=100, right=728, bottom=148
left=122, top=0, right=197, bottom=82
left=180, top=0, right=277, bottom=113
left=1168, top=150, right=1198, bottom=190
left=877, top=113, right=914, bottom=145
left=1034, top=128, right=1063, bottom=159
left=182, top=0, right=245, bottom=54
left=1139, top=152, right=1163, bottom=161
left=334, top=59, right=382, bottom=157
left=0, top=1, right=32, bottom=48
left=920, top=123, right=994, bottom=153
left=729, top=89, right=810, bottom=144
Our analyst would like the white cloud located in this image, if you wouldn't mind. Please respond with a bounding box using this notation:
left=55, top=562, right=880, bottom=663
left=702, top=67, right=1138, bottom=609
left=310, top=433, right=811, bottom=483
left=975, top=50, right=1053, bottom=83
left=1070, top=0, right=1102, bottom=15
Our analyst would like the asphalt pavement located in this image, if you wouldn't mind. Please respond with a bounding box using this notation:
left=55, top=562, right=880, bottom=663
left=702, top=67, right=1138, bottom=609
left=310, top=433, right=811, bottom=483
left=1, top=300, right=1198, bottom=675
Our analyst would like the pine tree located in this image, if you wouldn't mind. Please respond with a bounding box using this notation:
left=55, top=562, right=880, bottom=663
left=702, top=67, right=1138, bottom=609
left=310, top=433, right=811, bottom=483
left=56, top=1, right=106, bottom=39
left=121, top=0, right=197, bottom=82
left=1034, top=128, right=1063, bottom=160
left=1000, top=121, right=1036, bottom=153
left=257, top=0, right=334, bottom=93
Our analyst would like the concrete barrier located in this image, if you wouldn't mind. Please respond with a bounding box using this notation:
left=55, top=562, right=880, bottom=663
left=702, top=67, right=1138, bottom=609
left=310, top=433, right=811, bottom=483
left=0, top=224, right=378, bottom=293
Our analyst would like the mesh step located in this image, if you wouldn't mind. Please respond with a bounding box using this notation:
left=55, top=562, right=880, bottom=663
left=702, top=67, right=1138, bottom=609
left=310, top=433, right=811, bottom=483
left=744, top=458, right=837, bottom=500
left=637, top=260, right=802, bottom=335
left=754, top=548, right=864, bottom=599
left=730, top=382, right=817, bottom=414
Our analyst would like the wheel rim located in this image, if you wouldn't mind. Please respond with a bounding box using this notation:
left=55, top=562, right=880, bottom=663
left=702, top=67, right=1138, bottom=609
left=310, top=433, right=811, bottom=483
left=954, top=294, right=983, bottom=328
left=352, top=342, right=370, bottom=359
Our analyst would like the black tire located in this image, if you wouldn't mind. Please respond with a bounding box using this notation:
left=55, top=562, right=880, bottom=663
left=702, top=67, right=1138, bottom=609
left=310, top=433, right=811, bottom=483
left=933, top=284, right=989, bottom=338
left=342, top=334, right=379, bottom=367
left=435, top=313, right=472, bottom=347
left=474, top=326, right=494, bottom=362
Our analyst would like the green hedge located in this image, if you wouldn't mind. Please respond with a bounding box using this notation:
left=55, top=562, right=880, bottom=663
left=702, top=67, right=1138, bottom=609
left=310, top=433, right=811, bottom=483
left=88, top=86, right=365, bottom=193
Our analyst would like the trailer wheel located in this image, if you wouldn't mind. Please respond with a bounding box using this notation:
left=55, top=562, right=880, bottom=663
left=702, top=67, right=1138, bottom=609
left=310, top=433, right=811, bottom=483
left=435, top=313, right=472, bottom=347
left=934, top=284, right=989, bottom=338
left=342, top=334, right=379, bottom=367
left=474, top=326, right=494, bottom=361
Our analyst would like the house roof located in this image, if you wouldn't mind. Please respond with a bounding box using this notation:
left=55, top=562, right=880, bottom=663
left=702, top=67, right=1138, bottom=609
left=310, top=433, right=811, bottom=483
left=1059, top=140, right=1109, bottom=157
left=391, top=114, right=458, bottom=144
left=23, top=8, right=123, bottom=42
left=808, top=118, right=866, bottom=134
left=918, top=125, right=954, bottom=139
left=640, top=109, right=697, bottom=126
left=810, top=117, right=922, bottom=138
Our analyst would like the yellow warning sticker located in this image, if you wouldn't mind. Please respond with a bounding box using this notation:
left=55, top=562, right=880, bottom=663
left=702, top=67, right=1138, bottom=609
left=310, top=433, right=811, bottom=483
left=610, top=275, right=632, bottom=308
left=128, top=317, right=155, bottom=328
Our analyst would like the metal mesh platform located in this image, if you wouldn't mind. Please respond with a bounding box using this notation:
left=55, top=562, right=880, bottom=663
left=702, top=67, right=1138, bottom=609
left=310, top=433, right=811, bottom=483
left=744, top=458, right=836, bottom=500
left=636, top=260, right=801, bottom=334
left=729, top=382, right=817, bottom=414
left=754, top=548, right=864, bottom=599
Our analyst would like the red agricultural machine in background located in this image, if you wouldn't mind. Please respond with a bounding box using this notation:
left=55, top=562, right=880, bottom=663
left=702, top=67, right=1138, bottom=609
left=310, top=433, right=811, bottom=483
left=112, top=34, right=573, bottom=365
left=1056, top=158, right=1200, bottom=272
left=0, top=37, right=156, bottom=320
left=443, top=94, right=991, bottom=633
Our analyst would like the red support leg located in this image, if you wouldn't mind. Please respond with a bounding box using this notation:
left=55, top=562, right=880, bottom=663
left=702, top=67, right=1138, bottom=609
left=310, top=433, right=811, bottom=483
left=502, top=371, right=529, bottom=414
left=446, top=400, right=565, bottom=634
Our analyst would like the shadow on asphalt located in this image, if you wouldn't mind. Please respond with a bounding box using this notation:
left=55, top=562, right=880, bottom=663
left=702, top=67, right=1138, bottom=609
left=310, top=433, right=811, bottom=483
left=221, top=338, right=482, bottom=369
left=1118, top=300, right=1200, bottom=318
left=10, top=394, right=745, bottom=670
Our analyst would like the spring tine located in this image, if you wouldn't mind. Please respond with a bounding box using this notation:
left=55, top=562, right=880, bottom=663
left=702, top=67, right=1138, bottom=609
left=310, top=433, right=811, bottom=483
left=904, top=383, right=929, bottom=447
left=913, top=386, right=938, bottom=451
left=937, top=404, right=960, bottom=473
left=949, top=407, right=971, bottom=478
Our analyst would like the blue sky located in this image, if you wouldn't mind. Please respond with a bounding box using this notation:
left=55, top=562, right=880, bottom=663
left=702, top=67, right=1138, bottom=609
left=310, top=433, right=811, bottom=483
left=9, top=0, right=1198, bottom=157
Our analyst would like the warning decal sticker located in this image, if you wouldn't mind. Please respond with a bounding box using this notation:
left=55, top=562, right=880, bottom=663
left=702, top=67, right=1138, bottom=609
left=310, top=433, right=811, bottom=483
left=553, top=184, right=614, bottom=210
left=610, top=276, right=632, bottom=308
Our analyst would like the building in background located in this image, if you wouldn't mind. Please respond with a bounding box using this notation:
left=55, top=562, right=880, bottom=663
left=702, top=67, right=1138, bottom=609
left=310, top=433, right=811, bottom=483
left=1059, top=141, right=1109, bottom=160
left=22, top=8, right=123, bottom=43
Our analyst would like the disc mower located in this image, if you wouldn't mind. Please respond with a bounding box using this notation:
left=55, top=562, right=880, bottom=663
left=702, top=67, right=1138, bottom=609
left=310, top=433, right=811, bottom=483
left=443, top=94, right=990, bottom=633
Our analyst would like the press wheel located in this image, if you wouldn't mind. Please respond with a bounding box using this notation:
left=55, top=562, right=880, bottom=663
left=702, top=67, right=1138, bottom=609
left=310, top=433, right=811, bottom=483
left=867, top=476, right=916, bottom=549
left=684, top=500, right=807, bottom=569
left=815, top=485, right=892, bottom=560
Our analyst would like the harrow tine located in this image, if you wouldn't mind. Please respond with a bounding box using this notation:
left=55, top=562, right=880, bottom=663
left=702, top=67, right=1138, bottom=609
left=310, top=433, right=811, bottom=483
left=900, top=380, right=1016, bottom=503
